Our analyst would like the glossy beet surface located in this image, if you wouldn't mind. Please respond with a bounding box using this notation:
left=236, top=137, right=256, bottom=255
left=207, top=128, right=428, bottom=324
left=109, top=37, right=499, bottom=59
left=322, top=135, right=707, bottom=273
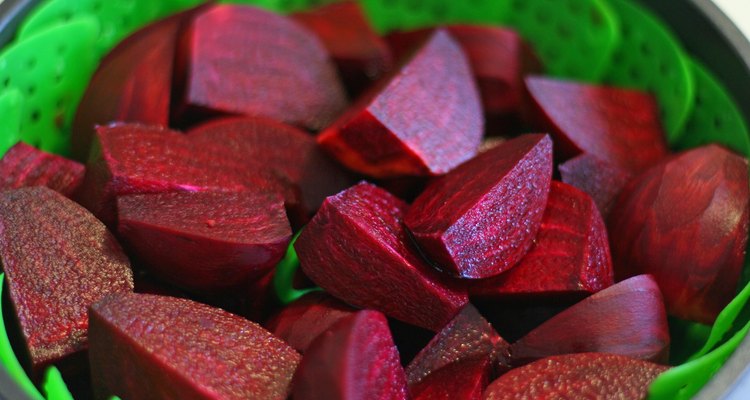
left=0, top=141, right=85, bottom=197
left=559, top=154, right=633, bottom=218
left=410, top=357, right=490, bottom=400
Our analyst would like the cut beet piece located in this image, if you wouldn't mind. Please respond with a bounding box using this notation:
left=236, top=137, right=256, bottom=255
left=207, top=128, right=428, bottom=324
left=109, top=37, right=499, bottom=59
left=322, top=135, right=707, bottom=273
left=0, top=187, right=133, bottom=376
left=609, top=144, right=749, bottom=324
left=410, top=357, right=490, bottom=400
left=510, top=275, right=670, bottom=366
left=89, top=293, right=300, bottom=400
left=292, top=310, right=409, bottom=400
left=559, top=154, right=633, bottom=219
left=483, top=353, right=669, bottom=400
left=470, top=181, right=614, bottom=298
left=0, top=141, right=85, bottom=197
left=293, top=1, right=393, bottom=95
left=117, top=190, right=291, bottom=293
left=175, top=4, right=347, bottom=130
left=405, top=134, right=553, bottom=279
left=295, top=182, right=468, bottom=331
left=524, top=76, right=668, bottom=173
left=318, top=29, right=483, bottom=178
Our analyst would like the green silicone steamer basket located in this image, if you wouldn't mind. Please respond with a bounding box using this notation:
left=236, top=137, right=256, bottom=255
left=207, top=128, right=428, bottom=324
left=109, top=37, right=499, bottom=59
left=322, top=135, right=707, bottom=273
left=1, top=0, right=750, bottom=398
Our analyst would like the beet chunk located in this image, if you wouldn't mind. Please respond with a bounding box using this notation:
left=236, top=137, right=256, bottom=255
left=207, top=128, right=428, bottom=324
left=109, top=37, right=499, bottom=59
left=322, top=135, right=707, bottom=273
left=483, top=353, right=669, bottom=399
left=0, top=187, right=132, bottom=376
left=405, top=134, right=553, bottom=279
left=410, top=357, right=490, bottom=400
left=559, top=154, right=633, bottom=219
left=318, top=29, right=483, bottom=178
left=0, top=141, right=84, bottom=197
left=292, top=310, right=409, bottom=400
left=609, top=144, right=749, bottom=324
left=524, top=76, right=668, bottom=173
left=295, top=182, right=468, bottom=331
left=89, top=293, right=300, bottom=400
left=471, top=181, right=614, bottom=298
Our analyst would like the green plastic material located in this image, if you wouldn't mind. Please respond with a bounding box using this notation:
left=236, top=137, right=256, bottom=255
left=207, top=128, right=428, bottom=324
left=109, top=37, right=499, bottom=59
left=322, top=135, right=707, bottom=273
left=273, top=231, right=323, bottom=305
left=359, top=0, right=510, bottom=34
left=42, top=368, right=74, bottom=400
left=0, top=89, right=23, bottom=155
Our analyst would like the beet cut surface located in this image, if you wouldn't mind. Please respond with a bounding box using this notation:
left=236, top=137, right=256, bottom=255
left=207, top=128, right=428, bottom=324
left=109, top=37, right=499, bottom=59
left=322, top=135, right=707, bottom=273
left=559, top=153, right=633, bottom=219
left=405, top=134, right=553, bottom=279
left=410, top=357, right=490, bottom=400
left=0, top=141, right=85, bottom=197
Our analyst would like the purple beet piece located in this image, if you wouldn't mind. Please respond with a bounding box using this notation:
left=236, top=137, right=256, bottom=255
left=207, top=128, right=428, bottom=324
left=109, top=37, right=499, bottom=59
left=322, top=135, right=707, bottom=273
left=609, top=144, right=749, bottom=324
left=295, top=182, right=468, bottom=331
left=524, top=76, right=668, bottom=173
left=174, top=4, right=347, bottom=130
left=117, top=190, right=291, bottom=293
left=0, top=141, right=85, bottom=197
left=470, top=181, right=614, bottom=298
left=318, top=29, right=483, bottom=178
left=559, top=154, right=633, bottom=218
left=0, top=187, right=133, bottom=376
left=410, top=357, right=490, bottom=400
left=510, top=275, right=670, bottom=366
left=292, top=310, right=409, bottom=400
left=89, top=292, right=301, bottom=400
left=404, top=134, right=553, bottom=279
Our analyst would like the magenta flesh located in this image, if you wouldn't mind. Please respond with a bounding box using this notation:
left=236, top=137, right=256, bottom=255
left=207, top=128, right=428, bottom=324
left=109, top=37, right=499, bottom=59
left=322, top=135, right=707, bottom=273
left=0, top=141, right=85, bottom=197
left=410, top=357, right=490, bottom=400
left=559, top=154, right=633, bottom=218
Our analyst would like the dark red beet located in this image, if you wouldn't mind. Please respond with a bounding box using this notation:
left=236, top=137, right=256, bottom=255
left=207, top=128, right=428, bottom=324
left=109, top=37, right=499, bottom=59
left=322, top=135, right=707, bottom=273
left=0, top=187, right=132, bottom=376
left=559, top=154, right=633, bottom=218
left=292, top=310, right=409, bottom=400
left=524, top=76, right=668, bottom=173
left=0, top=141, right=85, bottom=197
left=318, top=29, right=483, bottom=178
left=89, top=293, right=300, bottom=400
left=510, top=275, right=670, bottom=365
left=470, top=181, right=614, bottom=298
left=609, top=144, right=749, bottom=324
left=295, top=182, right=468, bottom=331
left=410, top=357, right=490, bottom=400
left=483, top=353, right=669, bottom=400
left=405, top=134, right=553, bottom=279
left=175, top=4, right=347, bottom=130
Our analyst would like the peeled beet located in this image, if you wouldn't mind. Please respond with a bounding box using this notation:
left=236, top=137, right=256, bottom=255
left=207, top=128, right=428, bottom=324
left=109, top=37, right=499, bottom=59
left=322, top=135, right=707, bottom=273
left=524, top=76, right=668, bottom=173
left=0, top=141, right=85, bottom=197
left=405, top=134, right=553, bottom=279
left=470, top=181, right=614, bottom=298
left=410, top=357, right=490, bottom=400
left=295, top=182, right=468, bottom=331
left=175, top=4, right=347, bottom=130
left=318, top=29, right=483, bottom=178
left=292, top=310, right=409, bottom=400
left=483, top=353, right=669, bottom=400
left=89, top=293, right=300, bottom=400
left=559, top=153, right=633, bottom=218
left=0, top=187, right=133, bottom=376
left=609, top=144, right=749, bottom=324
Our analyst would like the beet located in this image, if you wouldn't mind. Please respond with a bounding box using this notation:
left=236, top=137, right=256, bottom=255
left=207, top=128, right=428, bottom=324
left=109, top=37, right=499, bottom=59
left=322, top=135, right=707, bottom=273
left=89, top=293, right=300, bottom=400
left=292, top=310, right=409, bottom=400
left=483, top=353, right=669, bottom=399
left=0, top=187, right=133, bottom=376
left=510, top=275, right=670, bottom=366
left=609, top=144, right=749, bottom=324
left=470, top=181, right=614, bottom=298
left=410, top=357, right=490, bottom=400
left=318, top=29, right=483, bottom=178
left=405, top=134, right=553, bottom=279
left=295, top=182, right=468, bottom=331
left=0, top=141, right=85, bottom=197
left=559, top=154, right=633, bottom=218
left=174, top=4, right=347, bottom=130
left=524, top=76, right=668, bottom=173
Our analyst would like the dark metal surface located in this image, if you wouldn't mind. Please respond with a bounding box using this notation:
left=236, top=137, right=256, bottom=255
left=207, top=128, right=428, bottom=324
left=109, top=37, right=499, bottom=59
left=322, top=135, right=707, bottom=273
left=0, top=0, right=39, bottom=46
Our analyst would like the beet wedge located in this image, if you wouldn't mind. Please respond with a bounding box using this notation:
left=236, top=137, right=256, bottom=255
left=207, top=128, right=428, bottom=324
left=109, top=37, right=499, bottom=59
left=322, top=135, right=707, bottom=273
left=470, top=181, right=614, bottom=298
left=175, top=4, right=347, bottom=130
left=609, top=144, right=749, bottom=324
left=0, top=141, right=85, bottom=197
left=0, top=187, right=133, bottom=376
left=483, top=353, right=669, bottom=400
left=295, top=182, right=468, bottom=331
left=318, top=29, right=483, bottom=178
left=410, top=357, right=490, bottom=400
left=524, top=76, right=668, bottom=173
left=559, top=153, right=633, bottom=219
left=292, top=310, right=409, bottom=400
left=89, top=293, right=300, bottom=400
left=405, top=134, right=553, bottom=279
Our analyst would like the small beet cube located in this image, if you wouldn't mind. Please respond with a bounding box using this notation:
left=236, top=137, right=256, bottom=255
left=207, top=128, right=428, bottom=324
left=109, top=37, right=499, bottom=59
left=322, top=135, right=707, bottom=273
left=295, top=182, right=468, bottom=331
left=89, top=293, right=300, bottom=400
left=609, top=144, right=749, bottom=324
left=0, top=141, right=84, bottom=197
left=292, top=310, right=409, bottom=400
left=410, top=357, right=490, bottom=400
left=318, top=29, right=483, bottom=178
left=405, top=134, right=553, bottom=279
left=559, top=153, right=633, bottom=218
